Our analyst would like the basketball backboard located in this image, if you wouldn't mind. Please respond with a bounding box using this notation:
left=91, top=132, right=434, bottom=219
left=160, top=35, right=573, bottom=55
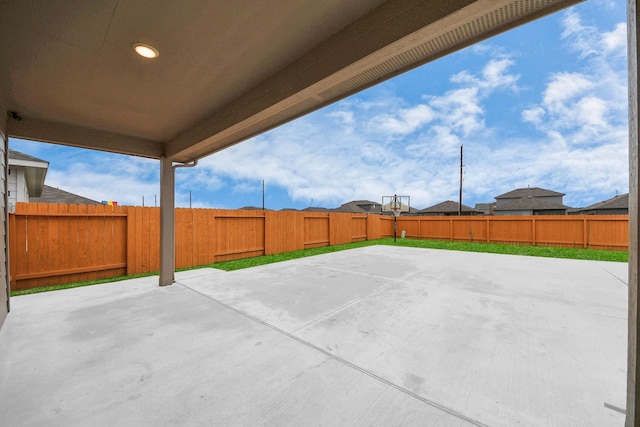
left=382, top=195, right=410, bottom=217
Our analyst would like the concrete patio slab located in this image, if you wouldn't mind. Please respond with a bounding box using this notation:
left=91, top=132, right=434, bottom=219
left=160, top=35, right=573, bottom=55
left=0, top=246, right=628, bottom=426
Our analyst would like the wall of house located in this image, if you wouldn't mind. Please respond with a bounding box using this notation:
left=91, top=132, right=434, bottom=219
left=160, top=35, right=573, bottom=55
left=494, top=210, right=533, bottom=216
left=495, top=194, right=564, bottom=208
left=6, top=167, right=14, bottom=210
left=535, top=209, right=568, bottom=216
left=541, top=195, right=563, bottom=205
left=0, top=98, right=8, bottom=328
left=7, top=166, right=27, bottom=211
left=594, top=209, right=629, bottom=215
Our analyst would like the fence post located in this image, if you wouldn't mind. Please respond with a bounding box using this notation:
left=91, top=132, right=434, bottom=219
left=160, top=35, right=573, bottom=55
left=486, top=217, right=490, bottom=243
left=449, top=217, right=453, bottom=241
left=367, top=213, right=381, bottom=240
left=532, top=217, right=536, bottom=246
left=583, top=217, right=588, bottom=249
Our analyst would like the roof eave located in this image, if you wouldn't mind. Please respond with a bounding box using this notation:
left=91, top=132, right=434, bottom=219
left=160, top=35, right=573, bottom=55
left=164, top=0, right=584, bottom=162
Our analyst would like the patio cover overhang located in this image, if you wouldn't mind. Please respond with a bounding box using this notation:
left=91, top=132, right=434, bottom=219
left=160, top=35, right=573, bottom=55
left=1, top=0, right=583, bottom=162
left=0, top=0, right=584, bottom=284
left=4, top=0, right=640, bottom=425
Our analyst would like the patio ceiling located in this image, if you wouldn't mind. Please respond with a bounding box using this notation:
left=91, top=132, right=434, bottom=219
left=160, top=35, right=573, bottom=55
left=1, top=0, right=582, bottom=163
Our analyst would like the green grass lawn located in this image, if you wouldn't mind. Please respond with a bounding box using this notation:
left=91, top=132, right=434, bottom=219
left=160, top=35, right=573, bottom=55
left=11, top=237, right=628, bottom=296
left=385, top=238, right=627, bottom=262
left=211, top=237, right=628, bottom=271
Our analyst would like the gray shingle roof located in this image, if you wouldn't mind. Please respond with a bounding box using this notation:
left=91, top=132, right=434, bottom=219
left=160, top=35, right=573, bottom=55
left=30, top=185, right=101, bottom=205
left=495, top=187, right=565, bottom=199
left=474, top=202, right=495, bottom=211
left=333, top=200, right=382, bottom=213
left=420, top=200, right=476, bottom=213
left=302, top=207, right=331, bottom=212
left=8, top=149, right=48, bottom=164
left=579, top=193, right=629, bottom=211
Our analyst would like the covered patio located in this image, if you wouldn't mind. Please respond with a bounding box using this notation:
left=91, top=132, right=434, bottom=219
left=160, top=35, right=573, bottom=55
left=2, top=1, right=640, bottom=424
left=0, top=246, right=627, bottom=425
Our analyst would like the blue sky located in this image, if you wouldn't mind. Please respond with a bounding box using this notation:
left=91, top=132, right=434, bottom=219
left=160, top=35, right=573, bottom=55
left=11, top=0, right=628, bottom=210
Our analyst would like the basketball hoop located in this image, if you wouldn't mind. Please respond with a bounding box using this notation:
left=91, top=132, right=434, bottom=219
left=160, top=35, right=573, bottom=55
left=382, top=196, right=410, bottom=217
left=381, top=195, right=411, bottom=242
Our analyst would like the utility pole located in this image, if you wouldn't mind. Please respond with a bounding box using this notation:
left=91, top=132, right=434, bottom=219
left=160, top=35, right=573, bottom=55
left=262, top=180, right=265, bottom=210
left=459, top=145, right=463, bottom=216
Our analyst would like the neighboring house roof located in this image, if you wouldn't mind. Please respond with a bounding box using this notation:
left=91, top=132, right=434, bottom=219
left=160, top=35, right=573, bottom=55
left=29, top=185, right=101, bottom=205
left=420, top=200, right=476, bottom=214
left=333, top=200, right=420, bottom=215
left=495, top=187, right=564, bottom=199
left=475, top=203, right=493, bottom=210
left=575, top=193, right=629, bottom=213
left=493, top=186, right=569, bottom=213
left=8, top=149, right=47, bottom=164
left=474, top=202, right=495, bottom=213
left=493, top=197, right=568, bottom=212
left=334, top=200, right=383, bottom=213
left=302, top=207, right=331, bottom=212
left=8, top=149, right=49, bottom=197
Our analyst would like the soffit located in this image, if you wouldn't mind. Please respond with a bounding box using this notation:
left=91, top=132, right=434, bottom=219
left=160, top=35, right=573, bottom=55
left=22, top=166, right=47, bottom=198
left=1, top=0, right=582, bottom=162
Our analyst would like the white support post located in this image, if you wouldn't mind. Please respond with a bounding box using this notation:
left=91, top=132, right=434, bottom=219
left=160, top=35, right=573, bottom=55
left=628, top=0, right=640, bottom=424
left=159, top=158, right=175, bottom=286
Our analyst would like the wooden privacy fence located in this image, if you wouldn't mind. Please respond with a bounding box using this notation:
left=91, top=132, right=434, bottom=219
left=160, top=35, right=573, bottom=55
left=9, top=203, right=380, bottom=290
left=395, top=215, right=628, bottom=250
left=9, top=202, right=628, bottom=290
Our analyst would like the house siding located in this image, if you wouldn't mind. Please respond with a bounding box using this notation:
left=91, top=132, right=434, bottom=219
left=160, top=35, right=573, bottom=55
left=7, top=166, right=28, bottom=211
left=496, top=210, right=533, bottom=216
left=494, top=188, right=568, bottom=216
left=0, top=111, right=7, bottom=328
left=496, top=195, right=563, bottom=208
left=537, top=195, right=562, bottom=205
left=592, top=209, right=628, bottom=215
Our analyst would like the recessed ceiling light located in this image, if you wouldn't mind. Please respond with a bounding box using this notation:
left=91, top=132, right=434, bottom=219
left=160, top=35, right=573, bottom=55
left=133, top=43, right=159, bottom=59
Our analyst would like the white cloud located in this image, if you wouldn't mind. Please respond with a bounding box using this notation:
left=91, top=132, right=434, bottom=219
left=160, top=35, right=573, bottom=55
left=562, top=11, right=597, bottom=58
left=452, top=58, right=520, bottom=91
left=13, top=5, right=625, bottom=212
left=372, top=104, right=435, bottom=135
left=190, top=52, right=526, bottom=209
left=496, top=12, right=628, bottom=205
left=542, top=72, right=594, bottom=107
left=428, top=87, right=484, bottom=137
left=521, top=106, right=545, bottom=125
left=602, top=22, right=627, bottom=55
left=45, top=156, right=160, bottom=206
left=326, top=110, right=356, bottom=134
left=482, top=59, right=519, bottom=89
